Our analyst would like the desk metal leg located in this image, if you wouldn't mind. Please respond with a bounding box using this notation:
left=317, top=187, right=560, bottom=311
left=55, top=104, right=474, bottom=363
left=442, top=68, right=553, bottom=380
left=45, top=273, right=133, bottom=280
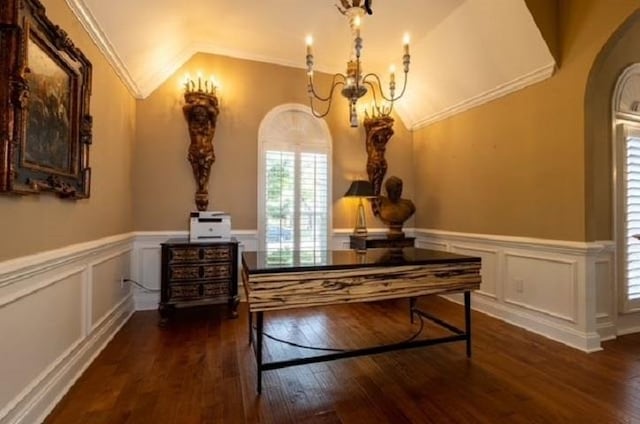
left=256, top=311, right=264, bottom=394
left=464, top=291, right=471, bottom=358
left=409, top=297, right=417, bottom=323
left=248, top=310, right=253, bottom=345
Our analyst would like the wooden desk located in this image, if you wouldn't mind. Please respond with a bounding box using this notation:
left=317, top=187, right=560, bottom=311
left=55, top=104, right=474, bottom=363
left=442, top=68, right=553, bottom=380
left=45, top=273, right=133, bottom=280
left=242, top=248, right=481, bottom=393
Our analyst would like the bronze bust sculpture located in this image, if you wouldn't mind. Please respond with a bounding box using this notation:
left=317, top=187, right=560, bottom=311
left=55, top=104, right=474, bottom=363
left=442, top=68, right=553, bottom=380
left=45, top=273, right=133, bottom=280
left=377, top=176, right=415, bottom=239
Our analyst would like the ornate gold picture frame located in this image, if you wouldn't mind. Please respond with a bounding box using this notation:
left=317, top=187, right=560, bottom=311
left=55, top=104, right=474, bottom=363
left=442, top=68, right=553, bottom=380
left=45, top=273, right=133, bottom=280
left=0, top=0, right=93, bottom=198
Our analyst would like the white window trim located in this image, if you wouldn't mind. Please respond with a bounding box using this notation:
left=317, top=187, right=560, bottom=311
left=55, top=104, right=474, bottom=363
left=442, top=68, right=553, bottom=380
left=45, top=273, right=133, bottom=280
left=613, top=64, right=640, bottom=314
left=257, top=103, right=333, bottom=252
left=614, top=122, right=640, bottom=313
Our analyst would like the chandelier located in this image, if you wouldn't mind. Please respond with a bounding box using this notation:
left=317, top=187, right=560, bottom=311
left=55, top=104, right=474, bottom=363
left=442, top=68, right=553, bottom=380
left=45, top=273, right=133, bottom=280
left=305, top=0, right=410, bottom=127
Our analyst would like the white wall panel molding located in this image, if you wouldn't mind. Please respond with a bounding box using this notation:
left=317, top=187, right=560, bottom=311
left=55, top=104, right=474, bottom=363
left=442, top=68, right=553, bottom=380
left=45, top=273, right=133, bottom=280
left=4, top=296, right=134, bottom=424
left=503, top=253, right=578, bottom=323
left=0, top=235, right=135, bottom=424
left=450, top=244, right=500, bottom=300
left=595, top=247, right=616, bottom=341
left=414, top=229, right=607, bottom=255
left=0, top=233, right=134, bottom=288
left=415, top=228, right=611, bottom=352
left=0, top=266, right=85, bottom=309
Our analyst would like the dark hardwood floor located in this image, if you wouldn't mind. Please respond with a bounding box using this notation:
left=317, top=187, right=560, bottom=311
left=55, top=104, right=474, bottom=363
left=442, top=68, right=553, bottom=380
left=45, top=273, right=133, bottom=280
left=45, top=297, right=640, bottom=424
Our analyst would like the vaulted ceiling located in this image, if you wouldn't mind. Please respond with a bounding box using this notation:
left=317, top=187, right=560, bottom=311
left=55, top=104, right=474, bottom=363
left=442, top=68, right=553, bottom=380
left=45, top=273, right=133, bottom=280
left=66, top=0, right=556, bottom=130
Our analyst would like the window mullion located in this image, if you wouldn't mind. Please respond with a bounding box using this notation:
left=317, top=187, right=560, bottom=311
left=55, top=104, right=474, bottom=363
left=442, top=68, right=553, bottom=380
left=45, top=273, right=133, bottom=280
left=294, top=148, right=301, bottom=260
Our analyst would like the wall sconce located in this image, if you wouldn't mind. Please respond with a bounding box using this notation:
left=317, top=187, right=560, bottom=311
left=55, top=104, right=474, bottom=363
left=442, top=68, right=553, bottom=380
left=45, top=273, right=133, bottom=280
left=182, top=73, right=219, bottom=211
left=344, top=180, right=376, bottom=235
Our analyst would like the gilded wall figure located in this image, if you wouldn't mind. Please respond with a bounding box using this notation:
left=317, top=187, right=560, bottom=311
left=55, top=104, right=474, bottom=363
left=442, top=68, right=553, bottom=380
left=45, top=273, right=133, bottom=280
left=182, top=91, right=219, bottom=211
left=364, top=114, right=394, bottom=214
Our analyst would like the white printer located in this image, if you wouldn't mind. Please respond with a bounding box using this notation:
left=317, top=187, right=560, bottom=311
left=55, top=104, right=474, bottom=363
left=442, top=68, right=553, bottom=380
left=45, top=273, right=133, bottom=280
left=189, top=211, right=231, bottom=242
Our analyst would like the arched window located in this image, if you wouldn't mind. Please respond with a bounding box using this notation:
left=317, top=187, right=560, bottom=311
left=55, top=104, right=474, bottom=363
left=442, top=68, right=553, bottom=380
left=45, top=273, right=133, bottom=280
left=613, top=64, right=640, bottom=313
left=257, top=104, right=332, bottom=262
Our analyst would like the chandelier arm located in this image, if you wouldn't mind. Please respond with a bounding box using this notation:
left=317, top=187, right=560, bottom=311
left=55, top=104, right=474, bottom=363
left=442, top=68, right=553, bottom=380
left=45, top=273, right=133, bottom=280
left=308, top=73, right=347, bottom=102
left=363, top=79, right=382, bottom=106
left=362, top=72, right=409, bottom=102
left=308, top=84, right=343, bottom=118
left=362, top=79, right=395, bottom=116
left=392, top=71, right=410, bottom=101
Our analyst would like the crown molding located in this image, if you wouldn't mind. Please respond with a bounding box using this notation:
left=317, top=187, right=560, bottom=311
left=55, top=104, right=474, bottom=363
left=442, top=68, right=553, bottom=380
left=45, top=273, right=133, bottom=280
left=410, top=62, right=557, bottom=130
left=134, top=41, right=340, bottom=99
left=63, top=0, right=555, bottom=125
left=65, top=0, right=143, bottom=99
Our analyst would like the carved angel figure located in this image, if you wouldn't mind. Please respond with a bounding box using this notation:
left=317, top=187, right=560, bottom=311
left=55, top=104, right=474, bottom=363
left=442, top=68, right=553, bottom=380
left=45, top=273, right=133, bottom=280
left=364, top=115, right=394, bottom=214
left=337, top=0, right=373, bottom=15
left=182, top=93, right=219, bottom=211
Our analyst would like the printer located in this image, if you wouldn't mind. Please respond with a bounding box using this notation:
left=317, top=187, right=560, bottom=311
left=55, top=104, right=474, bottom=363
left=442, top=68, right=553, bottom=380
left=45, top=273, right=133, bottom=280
left=189, top=211, right=231, bottom=242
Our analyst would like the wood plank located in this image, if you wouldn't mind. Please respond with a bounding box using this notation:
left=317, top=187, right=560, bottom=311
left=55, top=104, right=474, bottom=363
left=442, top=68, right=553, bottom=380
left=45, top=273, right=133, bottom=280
left=44, top=299, right=640, bottom=424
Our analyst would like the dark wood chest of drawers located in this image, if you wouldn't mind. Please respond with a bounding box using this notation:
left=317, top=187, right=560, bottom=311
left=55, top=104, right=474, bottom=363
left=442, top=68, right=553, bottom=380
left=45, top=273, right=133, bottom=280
left=159, top=238, right=239, bottom=325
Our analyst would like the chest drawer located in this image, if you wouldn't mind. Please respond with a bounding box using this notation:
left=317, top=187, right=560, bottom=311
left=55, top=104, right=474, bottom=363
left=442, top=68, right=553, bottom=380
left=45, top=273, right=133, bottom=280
left=168, top=281, right=230, bottom=300
left=169, top=263, right=232, bottom=281
left=168, top=283, right=201, bottom=300
left=168, top=245, right=232, bottom=264
left=159, top=239, right=240, bottom=322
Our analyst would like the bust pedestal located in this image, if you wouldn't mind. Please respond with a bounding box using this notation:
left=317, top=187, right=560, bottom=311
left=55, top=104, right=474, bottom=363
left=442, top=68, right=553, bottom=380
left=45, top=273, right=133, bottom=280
left=349, top=234, right=415, bottom=251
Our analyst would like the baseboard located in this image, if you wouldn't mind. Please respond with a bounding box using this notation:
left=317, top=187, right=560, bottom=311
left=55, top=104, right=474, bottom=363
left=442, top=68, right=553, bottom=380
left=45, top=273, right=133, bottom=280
left=597, top=322, right=618, bottom=342
left=443, top=293, right=602, bottom=352
left=1, top=294, right=134, bottom=424
left=134, top=289, right=159, bottom=311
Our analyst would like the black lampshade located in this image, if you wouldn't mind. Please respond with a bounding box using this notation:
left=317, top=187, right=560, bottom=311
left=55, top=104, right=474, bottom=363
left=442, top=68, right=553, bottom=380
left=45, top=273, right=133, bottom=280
left=344, top=180, right=375, bottom=198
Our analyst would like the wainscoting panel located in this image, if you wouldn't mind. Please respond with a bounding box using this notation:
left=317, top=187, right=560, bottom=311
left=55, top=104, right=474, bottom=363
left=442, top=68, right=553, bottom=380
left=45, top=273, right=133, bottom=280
left=503, top=253, right=577, bottom=323
left=595, top=249, right=616, bottom=341
left=450, top=244, right=499, bottom=299
left=0, top=234, right=135, bottom=424
left=90, top=249, right=132, bottom=329
left=415, top=229, right=608, bottom=352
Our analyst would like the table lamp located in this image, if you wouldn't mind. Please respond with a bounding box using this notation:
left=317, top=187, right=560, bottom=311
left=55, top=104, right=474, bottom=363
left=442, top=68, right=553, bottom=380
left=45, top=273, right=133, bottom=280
left=344, top=180, right=376, bottom=235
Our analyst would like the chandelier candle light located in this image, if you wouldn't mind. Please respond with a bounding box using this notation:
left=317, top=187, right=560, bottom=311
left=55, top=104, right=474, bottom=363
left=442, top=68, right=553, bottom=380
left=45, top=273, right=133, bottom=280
left=305, top=2, right=410, bottom=127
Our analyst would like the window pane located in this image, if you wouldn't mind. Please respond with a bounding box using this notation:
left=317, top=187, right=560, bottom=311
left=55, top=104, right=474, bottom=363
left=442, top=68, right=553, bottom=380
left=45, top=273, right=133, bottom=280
left=300, top=152, right=328, bottom=252
left=626, top=136, right=640, bottom=300
left=265, top=151, right=295, bottom=253
left=262, top=148, right=329, bottom=253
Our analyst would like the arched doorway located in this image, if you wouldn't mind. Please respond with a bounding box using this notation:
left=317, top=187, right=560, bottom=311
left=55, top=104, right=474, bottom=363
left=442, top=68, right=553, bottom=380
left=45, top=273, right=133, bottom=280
left=585, top=9, right=640, bottom=337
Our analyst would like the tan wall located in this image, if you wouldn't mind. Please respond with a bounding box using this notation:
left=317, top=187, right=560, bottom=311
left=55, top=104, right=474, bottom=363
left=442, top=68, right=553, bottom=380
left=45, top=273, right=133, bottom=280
left=0, top=0, right=135, bottom=261
left=413, top=0, right=639, bottom=242
left=133, top=53, right=414, bottom=231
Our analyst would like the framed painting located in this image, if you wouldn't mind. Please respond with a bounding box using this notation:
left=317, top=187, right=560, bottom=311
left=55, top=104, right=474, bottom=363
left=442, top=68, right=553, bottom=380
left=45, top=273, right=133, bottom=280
left=0, top=0, right=92, bottom=198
